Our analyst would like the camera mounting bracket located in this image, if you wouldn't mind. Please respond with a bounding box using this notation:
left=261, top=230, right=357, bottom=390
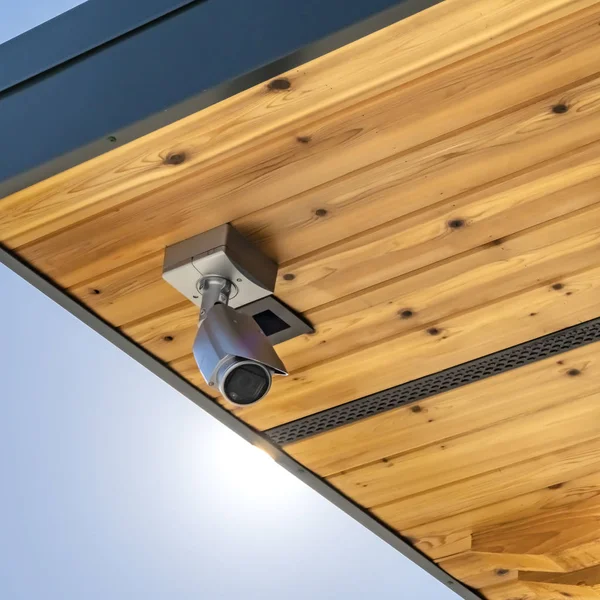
left=162, top=224, right=277, bottom=310
left=198, top=275, right=233, bottom=323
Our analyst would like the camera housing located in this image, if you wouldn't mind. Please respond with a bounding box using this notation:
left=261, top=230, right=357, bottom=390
left=194, top=302, right=287, bottom=405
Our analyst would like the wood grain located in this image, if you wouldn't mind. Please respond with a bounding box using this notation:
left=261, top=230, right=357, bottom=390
left=555, top=542, right=600, bottom=573
left=482, top=579, right=600, bottom=600
left=272, top=200, right=600, bottom=371
left=330, top=392, right=600, bottom=508
left=405, top=471, right=600, bottom=560
left=473, top=495, right=600, bottom=556
left=442, top=554, right=600, bottom=592
left=234, top=265, right=600, bottom=429
left=70, top=70, right=600, bottom=328
left=285, top=343, right=600, bottom=476
left=276, top=141, right=600, bottom=311
left=376, top=437, right=600, bottom=531
left=239, top=73, right=600, bottom=272
left=71, top=252, right=182, bottom=326
left=439, top=551, right=567, bottom=589
left=521, top=564, right=600, bottom=587
left=1, top=1, right=595, bottom=247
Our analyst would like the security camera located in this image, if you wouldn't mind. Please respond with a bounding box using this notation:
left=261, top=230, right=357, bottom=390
left=194, top=287, right=287, bottom=405
left=162, top=225, right=314, bottom=406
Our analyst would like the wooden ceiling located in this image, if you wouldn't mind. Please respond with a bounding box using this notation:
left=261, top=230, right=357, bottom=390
left=3, top=0, right=600, bottom=597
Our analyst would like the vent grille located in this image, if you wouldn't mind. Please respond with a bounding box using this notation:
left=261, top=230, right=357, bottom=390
left=265, top=318, right=600, bottom=446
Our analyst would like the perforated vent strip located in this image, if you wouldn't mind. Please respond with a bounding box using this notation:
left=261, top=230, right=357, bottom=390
left=265, top=317, right=600, bottom=446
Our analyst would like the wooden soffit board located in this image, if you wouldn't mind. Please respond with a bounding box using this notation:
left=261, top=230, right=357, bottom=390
left=3, top=1, right=600, bottom=599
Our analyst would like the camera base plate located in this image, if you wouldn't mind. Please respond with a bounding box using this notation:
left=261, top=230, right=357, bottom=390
left=162, top=224, right=277, bottom=309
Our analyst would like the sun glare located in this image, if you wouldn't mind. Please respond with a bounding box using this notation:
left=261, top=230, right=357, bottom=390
left=219, top=437, right=285, bottom=493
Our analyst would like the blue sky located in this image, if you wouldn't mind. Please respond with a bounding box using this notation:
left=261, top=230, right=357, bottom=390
left=0, top=3, right=457, bottom=599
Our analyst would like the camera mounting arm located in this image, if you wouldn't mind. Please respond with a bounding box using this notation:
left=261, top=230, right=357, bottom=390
left=199, top=276, right=232, bottom=323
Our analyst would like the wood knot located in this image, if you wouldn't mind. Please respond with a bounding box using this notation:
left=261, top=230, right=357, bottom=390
left=90, top=288, right=101, bottom=295
left=399, top=309, right=414, bottom=320
left=315, top=208, right=328, bottom=217
left=495, top=569, right=509, bottom=576
left=552, top=103, right=569, bottom=114
left=448, top=218, right=465, bottom=229
left=283, top=273, right=296, bottom=281
left=165, top=152, right=186, bottom=165
left=163, top=335, right=174, bottom=342
left=410, top=405, right=422, bottom=413
left=567, top=368, right=581, bottom=377
left=552, top=282, right=564, bottom=291
left=548, top=482, right=563, bottom=490
left=267, top=78, right=291, bottom=91
left=297, top=135, right=312, bottom=144
left=427, top=327, right=441, bottom=336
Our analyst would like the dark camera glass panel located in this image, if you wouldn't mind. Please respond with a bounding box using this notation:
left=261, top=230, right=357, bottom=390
left=224, top=364, right=270, bottom=405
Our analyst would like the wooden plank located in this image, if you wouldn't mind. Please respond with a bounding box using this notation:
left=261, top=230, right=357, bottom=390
left=521, top=564, right=600, bottom=587
left=473, top=496, right=600, bottom=556
left=375, top=439, right=600, bottom=532
left=329, top=391, right=600, bottom=509
left=447, top=559, right=600, bottom=594
left=10, top=7, right=600, bottom=290
left=439, top=551, right=566, bottom=589
left=404, top=471, right=600, bottom=560
left=1, top=1, right=596, bottom=248
left=276, top=141, right=600, bottom=312
left=71, top=252, right=183, bottom=326
left=556, top=541, right=600, bottom=572
left=482, top=579, right=600, bottom=600
left=125, top=302, right=198, bottom=361
left=232, top=264, right=600, bottom=430
left=239, top=73, right=600, bottom=275
left=285, top=343, right=600, bottom=476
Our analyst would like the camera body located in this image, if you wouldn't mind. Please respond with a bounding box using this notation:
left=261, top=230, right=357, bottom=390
left=194, top=303, right=287, bottom=405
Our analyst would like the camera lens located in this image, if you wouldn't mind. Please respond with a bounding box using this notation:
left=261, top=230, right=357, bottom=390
left=223, top=362, right=271, bottom=405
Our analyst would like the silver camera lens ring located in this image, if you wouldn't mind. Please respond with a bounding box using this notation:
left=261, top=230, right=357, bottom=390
left=218, top=359, right=272, bottom=406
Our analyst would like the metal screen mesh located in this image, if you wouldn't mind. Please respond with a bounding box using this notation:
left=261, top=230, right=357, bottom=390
left=265, top=318, right=600, bottom=446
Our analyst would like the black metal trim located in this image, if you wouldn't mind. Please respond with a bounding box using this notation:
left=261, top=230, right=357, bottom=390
left=0, top=0, right=198, bottom=93
left=266, top=318, right=600, bottom=446
left=0, top=0, right=441, bottom=199
left=0, top=245, right=483, bottom=600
